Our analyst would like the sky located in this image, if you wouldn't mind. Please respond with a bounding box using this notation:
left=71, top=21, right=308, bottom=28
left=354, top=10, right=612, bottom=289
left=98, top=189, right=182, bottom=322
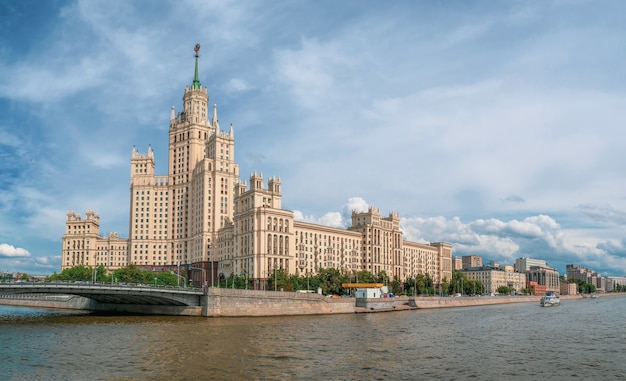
left=1, top=0, right=626, bottom=277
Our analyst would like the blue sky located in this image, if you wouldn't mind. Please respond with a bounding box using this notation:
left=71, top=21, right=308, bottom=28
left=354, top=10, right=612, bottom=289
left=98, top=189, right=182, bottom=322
left=1, top=0, right=626, bottom=276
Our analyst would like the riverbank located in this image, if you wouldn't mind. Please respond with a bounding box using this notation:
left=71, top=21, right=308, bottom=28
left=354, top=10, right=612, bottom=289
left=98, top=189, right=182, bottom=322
left=1, top=291, right=592, bottom=316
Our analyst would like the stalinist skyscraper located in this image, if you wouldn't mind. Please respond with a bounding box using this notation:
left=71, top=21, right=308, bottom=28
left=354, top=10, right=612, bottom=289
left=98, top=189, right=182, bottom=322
left=130, top=43, right=238, bottom=271
left=62, top=44, right=452, bottom=289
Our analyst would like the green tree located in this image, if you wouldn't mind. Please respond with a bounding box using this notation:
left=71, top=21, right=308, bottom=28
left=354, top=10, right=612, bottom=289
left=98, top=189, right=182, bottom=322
left=268, top=268, right=291, bottom=291
left=112, top=264, right=147, bottom=284
left=354, top=270, right=377, bottom=284
left=47, top=265, right=92, bottom=282
left=440, top=277, right=450, bottom=296
left=415, top=274, right=426, bottom=295
left=317, top=268, right=343, bottom=295
left=497, top=285, right=511, bottom=295
left=390, top=276, right=402, bottom=295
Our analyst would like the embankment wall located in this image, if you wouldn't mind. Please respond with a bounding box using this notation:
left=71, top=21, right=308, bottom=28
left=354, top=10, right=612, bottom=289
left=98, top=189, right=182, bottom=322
left=1, top=291, right=589, bottom=317
left=205, top=288, right=355, bottom=317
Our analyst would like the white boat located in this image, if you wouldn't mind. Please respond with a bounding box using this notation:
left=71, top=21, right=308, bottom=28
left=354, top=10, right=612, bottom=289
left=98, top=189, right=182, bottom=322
left=540, top=292, right=560, bottom=307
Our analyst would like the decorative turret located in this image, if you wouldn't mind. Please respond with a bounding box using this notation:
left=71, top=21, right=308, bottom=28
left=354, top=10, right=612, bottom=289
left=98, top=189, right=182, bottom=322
left=250, top=171, right=264, bottom=190
left=268, top=176, right=281, bottom=195
left=130, top=145, right=155, bottom=181
left=212, top=103, right=220, bottom=131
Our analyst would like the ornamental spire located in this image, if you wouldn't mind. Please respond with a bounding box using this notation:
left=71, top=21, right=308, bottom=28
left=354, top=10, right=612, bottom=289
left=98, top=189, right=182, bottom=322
left=192, top=43, right=201, bottom=90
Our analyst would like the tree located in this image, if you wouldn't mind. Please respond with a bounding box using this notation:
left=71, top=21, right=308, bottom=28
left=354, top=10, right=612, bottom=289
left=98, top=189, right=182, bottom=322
left=268, top=268, right=291, bottom=291
left=415, top=274, right=426, bottom=295
left=354, top=270, right=377, bottom=284
left=112, top=264, right=147, bottom=284
left=317, top=268, right=343, bottom=295
left=440, top=277, right=450, bottom=296
left=497, top=286, right=511, bottom=295
left=390, top=276, right=402, bottom=295
left=47, top=265, right=92, bottom=282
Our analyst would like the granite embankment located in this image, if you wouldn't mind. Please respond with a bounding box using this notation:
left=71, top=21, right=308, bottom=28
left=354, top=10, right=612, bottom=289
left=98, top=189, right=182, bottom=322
left=1, top=289, right=586, bottom=316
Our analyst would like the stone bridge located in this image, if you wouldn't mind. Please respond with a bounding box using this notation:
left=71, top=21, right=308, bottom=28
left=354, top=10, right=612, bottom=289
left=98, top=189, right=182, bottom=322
left=0, top=282, right=208, bottom=315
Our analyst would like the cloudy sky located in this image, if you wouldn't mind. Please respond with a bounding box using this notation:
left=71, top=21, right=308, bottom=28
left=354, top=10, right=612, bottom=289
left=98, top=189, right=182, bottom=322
left=1, top=0, right=626, bottom=277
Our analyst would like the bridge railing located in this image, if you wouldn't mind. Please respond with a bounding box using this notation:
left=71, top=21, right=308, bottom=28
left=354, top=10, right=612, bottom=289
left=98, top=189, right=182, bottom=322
left=0, top=281, right=205, bottom=295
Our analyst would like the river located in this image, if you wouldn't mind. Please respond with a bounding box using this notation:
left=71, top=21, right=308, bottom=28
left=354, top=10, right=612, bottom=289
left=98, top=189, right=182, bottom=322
left=1, top=295, right=625, bottom=380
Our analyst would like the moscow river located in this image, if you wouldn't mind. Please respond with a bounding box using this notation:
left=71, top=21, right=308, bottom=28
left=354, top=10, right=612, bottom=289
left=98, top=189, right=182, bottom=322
left=1, top=295, right=625, bottom=380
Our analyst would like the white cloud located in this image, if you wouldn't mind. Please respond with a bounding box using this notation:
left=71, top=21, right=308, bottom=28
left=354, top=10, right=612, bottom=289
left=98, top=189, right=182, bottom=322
left=294, top=210, right=343, bottom=228
left=0, top=243, right=30, bottom=258
left=224, top=78, right=250, bottom=93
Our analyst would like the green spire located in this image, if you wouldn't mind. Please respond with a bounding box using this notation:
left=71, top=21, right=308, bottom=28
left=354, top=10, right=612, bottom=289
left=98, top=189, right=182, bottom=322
left=192, top=43, right=201, bottom=90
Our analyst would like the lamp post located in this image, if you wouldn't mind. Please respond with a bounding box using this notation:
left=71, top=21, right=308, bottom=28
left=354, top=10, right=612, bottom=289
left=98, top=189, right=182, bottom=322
left=208, top=242, right=215, bottom=288
left=299, top=262, right=305, bottom=291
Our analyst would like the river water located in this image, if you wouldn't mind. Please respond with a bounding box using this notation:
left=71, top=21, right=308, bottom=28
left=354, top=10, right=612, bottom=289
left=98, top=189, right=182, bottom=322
left=1, top=295, right=625, bottom=380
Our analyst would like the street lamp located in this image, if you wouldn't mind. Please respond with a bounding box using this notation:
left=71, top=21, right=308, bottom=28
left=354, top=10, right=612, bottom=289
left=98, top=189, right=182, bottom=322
left=208, top=242, right=215, bottom=287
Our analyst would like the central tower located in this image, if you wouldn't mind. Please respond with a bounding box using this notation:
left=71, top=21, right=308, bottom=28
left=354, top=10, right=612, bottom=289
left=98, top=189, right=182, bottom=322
left=129, top=44, right=239, bottom=272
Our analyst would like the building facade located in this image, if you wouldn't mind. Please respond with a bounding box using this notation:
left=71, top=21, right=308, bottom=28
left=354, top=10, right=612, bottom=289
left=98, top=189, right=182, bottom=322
left=61, top=45, right=453, bottom=286
left=459, top=265, right=526, bottom=295
left=514, top=257, right=548, bottom=273
left=526, top=266, right=560, bottom=294
left=566, top=264, right=605, bottom=292
left=461, top=255, right=482, bottom=269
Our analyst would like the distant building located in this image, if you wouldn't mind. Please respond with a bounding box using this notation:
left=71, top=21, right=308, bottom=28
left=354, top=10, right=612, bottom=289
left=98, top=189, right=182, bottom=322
left=459, top=265, right=526, bottom=294
left=560, top=281, right=577, bottom=295
left=527, top=281, right=547, bottom=296
left=514, top=257, right=547, bottom=273
left=526, top=266, right=560, bottom=294
left=566, top=264, right=604, bottom=292
left=606, top=276, right=626, bottom=292
left=453, top=256, right=462, bottom=270
left=462, top=255, right=482, bottom=269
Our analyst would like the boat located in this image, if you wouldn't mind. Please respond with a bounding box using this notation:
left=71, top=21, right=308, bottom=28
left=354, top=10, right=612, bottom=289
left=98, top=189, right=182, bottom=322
left=540, top=292, right=560, bottom=307
left=591, top=293, right=599, bottom=299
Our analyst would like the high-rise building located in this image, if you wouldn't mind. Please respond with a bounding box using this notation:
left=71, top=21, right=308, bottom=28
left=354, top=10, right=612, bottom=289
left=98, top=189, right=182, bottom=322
left=62, top=45, right=453, bottom=287
left=514, top=257, right=547, bottom=272
left=461, top=255, right=482, bottom=269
